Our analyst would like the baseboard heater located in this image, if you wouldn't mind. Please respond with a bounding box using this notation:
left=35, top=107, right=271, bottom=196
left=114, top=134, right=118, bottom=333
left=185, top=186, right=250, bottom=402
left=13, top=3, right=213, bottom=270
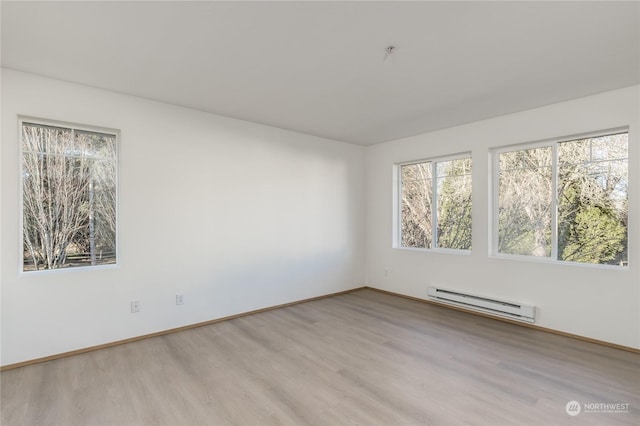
left=427, top=287, right=536, bottom=323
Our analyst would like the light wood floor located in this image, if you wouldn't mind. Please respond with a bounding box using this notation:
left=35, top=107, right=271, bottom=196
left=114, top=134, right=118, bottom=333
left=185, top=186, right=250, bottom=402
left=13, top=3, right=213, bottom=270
left=1, top=288, right=639, bottom=426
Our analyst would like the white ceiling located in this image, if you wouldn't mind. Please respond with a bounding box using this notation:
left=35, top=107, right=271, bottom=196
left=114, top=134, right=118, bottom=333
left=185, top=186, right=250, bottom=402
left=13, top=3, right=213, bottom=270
left=2, top=1, right=639, bottom=145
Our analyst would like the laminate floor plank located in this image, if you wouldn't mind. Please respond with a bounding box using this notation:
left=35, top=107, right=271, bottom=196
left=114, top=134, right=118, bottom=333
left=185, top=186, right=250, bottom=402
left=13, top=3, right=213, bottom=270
left=1, top=289, right=638, bottom=425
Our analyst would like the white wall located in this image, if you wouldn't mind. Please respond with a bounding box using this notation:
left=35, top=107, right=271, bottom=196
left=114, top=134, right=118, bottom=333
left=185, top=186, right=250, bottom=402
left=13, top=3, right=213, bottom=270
left=366, top=86, right=640, bottom=349
left=0, top=69, right=366, bottom=366
left=2, top=70, right=638, bottom=367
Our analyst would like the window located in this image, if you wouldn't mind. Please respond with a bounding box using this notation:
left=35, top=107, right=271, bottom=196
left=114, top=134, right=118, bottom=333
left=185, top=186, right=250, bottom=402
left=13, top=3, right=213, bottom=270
left=21, top=120, right=118, bottom=271
left=399, top=155, right=472, bottom=250
left=495, top=130, right=628, bottom=266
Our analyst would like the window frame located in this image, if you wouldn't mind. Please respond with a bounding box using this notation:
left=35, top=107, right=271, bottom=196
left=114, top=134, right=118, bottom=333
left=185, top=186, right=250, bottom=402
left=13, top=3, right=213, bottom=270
left=18, top=116, right=120, bottom=274
left=491, top=127, right=629, bottom=268
left=395, top=152, right=473, bottom=253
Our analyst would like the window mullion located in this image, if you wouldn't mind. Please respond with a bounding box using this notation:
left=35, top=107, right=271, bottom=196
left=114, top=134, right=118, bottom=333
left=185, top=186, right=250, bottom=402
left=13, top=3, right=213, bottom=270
left=493, top=153, right=499, bottom=256
left=431, top=162, right=438, bottom=249
left=397, top=165, right=403, bottom=247
left=551, top=143, right=559, bottom=260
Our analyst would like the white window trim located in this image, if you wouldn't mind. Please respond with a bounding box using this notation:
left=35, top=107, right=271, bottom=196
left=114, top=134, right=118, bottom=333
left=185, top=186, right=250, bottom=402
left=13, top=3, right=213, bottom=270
left=490, top=127, right=629, bottom=269
left=18, top=116, right=121, bottom=274
left=394, top=152, right=472, bottom=253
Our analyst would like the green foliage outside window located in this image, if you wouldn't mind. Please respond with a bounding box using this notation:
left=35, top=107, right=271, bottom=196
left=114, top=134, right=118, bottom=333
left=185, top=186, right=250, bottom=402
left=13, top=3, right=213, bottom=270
left=498, top=132, right=628, bottom=266
left=401, top=157, right=472, bottom=251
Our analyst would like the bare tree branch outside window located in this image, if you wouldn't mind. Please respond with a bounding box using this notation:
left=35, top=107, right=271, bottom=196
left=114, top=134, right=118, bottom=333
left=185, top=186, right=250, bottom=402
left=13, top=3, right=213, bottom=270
left=400, top=156, right=472, bottom=250
left=497, top=132, right=628, bottom=266
left=22, top=122, right=117, bottom=271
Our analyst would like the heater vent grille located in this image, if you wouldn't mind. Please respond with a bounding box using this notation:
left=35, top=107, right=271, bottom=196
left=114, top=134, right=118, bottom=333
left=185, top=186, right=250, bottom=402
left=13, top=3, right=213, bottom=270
left=427, top=287, right=535, bottom=323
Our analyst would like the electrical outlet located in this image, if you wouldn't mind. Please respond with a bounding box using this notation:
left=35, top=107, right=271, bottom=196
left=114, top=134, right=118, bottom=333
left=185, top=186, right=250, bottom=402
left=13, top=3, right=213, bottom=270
left=176, top=294, right=184, bottom=305
left=130, top=300, right=140, bottom=313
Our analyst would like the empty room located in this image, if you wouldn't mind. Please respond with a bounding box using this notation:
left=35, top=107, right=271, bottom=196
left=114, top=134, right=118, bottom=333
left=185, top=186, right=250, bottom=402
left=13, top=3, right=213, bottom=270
left=1, top=1, right=639, bottom=425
